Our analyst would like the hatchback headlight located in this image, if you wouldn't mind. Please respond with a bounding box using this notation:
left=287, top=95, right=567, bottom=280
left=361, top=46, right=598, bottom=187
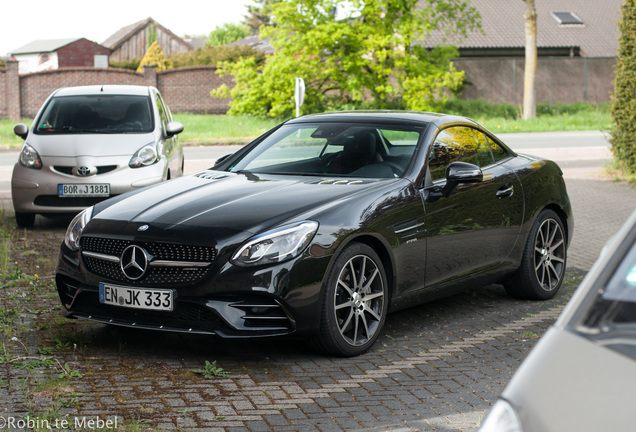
left=479, top=399, right=523, bottom=432
left=19, top=143, right=43, bottom=169
left=231, top=221, right=319, bottom=267
left=64, top=207, right=93, bottom=251
left=129, top=143, right=158, bottom=168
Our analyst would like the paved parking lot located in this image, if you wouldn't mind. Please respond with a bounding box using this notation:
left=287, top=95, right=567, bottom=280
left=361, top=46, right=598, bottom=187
left=1, top=156, right=635, bottom=431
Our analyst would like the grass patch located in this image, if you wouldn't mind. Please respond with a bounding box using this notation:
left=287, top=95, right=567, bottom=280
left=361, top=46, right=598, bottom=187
left=604, top=158, right=636, bottom=185
left=0, top=118, right=30, bottom=148
left=173, top=113, right=278, bottom=144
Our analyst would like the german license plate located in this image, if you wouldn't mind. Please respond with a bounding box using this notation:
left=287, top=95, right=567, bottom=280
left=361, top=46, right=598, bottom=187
left=99, top=283, right=174, bottom=311
left=58, top=183, right=110, bottom=197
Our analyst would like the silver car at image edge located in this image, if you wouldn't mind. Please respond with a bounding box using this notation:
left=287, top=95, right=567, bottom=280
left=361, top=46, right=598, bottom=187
left=11, top=85, right=184, bottom=227
left=480, top=209, right=636, bottom=432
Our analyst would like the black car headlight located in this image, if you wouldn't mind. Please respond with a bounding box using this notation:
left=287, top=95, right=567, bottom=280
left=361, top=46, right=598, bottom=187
left=479, top=399, right=523, bottom=432
left=64, top=207, right=93, bottom=251
left=19, top=143, right=43, bottom=169
left=231, top=221, right=319, bottom=267
left=129, top=143, right=158, bottom=168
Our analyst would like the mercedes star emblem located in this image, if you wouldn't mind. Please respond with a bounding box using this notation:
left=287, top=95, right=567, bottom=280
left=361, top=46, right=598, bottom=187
left=120, top=245, right=149, bottom=280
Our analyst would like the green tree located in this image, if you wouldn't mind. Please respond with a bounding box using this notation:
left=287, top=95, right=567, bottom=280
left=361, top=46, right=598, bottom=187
left=208, top=23, right=251, bottom=46
left=611, top=0, right=636, bottom=173
left=213, top=0, right=481, bottom=118
left=136, top=41, right=172, bottom=73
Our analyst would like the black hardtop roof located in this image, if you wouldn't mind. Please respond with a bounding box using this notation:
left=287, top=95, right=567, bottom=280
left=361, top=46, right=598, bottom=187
left=286, top=110, right=479, bottom=129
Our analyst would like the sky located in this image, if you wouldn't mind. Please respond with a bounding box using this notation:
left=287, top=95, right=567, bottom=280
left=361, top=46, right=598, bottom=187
left=0, top=0, right=256, bottom=57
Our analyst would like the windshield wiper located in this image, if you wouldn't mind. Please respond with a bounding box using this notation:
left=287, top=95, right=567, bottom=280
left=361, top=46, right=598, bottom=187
left=53, top=126, right=115, bottom=134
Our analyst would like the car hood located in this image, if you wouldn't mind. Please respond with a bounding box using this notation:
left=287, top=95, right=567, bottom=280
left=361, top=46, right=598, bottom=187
left=91, top=170, right=396, bottom=235
left=27, top=132, right=155, bottom=157
left=502, top=327, right=636, bottom=432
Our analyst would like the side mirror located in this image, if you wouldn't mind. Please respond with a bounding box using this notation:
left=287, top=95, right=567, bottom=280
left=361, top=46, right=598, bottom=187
left=446, top=161, right=483, bottom=183
left=14, top=123, right=29, bottom=140
left=166, top=121, right=184, bottom=138
left=213, top=153, right=233, bottom=167
left=426, top=161, right=483, bottom=202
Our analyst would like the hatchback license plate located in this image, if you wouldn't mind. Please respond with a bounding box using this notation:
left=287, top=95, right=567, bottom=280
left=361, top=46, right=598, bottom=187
left=58, top=183, right=110, bottom=197
left=99, top=283, right=174, bottom=311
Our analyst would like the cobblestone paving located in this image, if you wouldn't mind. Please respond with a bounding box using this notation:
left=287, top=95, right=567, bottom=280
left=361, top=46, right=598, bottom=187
left=0, top=176, right=634, bottom=432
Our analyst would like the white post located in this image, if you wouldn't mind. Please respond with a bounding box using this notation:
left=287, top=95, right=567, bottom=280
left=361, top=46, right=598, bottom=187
left=294, top=77, right=305, bottom=117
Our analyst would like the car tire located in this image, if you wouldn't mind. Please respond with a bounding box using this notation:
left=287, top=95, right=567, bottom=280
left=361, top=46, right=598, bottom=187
left=311, top=243, right=388, bottom=357
left=505, top=209, right=567, bottom=300
left=15, top=212, right=35, bottom=228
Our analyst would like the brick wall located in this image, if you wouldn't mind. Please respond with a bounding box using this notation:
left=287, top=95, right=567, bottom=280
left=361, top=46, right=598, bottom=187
left=1, top=63, right=231, bottom=119
left=157, top=66, right=233, bottom=114
left=0, top=68, right=5, bottom=117
left=19, top=68, right=146, bottom=117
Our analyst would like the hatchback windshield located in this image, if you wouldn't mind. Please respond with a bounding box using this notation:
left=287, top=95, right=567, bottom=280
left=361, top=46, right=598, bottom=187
left=228, top=123, right=422, bottom=179
left=34, top=95, right=154, bottom=134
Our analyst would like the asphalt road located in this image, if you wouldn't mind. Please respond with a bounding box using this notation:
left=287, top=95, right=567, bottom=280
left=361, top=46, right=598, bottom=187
left=183, top=130, right=612, bottom=177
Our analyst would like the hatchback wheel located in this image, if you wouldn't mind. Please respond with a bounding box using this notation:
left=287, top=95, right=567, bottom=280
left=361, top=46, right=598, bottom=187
left=312, top=243, right=388, bottom=357
left=15, top=212, right=35, bottom=228
left=505, top=209, right=567, bottom=300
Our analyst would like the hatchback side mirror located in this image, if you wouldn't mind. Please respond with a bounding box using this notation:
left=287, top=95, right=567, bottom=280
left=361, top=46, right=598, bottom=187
left=14, top=123, right=29, bottom=140
left=166, top=121, right=184, bottom=138
left=426, top=161, right=483, bottom=202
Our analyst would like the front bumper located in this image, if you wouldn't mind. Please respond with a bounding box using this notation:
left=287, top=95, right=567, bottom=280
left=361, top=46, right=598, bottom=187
left=55, top=237, right=329, bottom=338
left=11, top=159, right=166, bottom=214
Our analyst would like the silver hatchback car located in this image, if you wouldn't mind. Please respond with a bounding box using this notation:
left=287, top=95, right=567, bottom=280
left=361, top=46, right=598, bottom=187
left=480, top=209, right=636, bottom=432
left=11, top=85, right=184, bottom=227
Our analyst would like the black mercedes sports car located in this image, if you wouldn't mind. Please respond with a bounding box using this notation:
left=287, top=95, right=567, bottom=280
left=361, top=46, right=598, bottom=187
left=56, top=111, right=572, bottom=356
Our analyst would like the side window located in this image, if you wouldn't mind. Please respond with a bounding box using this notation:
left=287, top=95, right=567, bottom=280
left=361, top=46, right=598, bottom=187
left=488, top=138, right=509, bottom=163
left=428, top=126, right=494, bottom=181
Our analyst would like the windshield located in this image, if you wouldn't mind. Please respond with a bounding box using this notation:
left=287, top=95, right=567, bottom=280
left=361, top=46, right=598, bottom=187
left=34, top=94, right=154, bottom=134
left=582, top=240, right=636, bottom=359
left=228, top=122, right=422, bottom=179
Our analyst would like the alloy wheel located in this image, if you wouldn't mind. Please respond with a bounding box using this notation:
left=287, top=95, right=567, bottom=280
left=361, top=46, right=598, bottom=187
left=333, top=254, right=385, bottom=346
left=533, top=217, right=566, bottom=291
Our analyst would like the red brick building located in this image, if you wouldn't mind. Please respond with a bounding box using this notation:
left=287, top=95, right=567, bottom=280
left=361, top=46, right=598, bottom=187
left=10, top=38, right=110, bottom=74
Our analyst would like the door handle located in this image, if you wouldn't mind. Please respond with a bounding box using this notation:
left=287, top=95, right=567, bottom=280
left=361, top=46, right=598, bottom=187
left=496, top=185, right=514, bottom=199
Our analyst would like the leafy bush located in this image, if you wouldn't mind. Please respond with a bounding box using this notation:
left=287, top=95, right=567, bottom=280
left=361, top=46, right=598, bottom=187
left=441, top=98, right=518, bottom=119
left=441, top=98, right=609, bottom=120
left=611, top=0, right=636, bottom=173
left=109, top=59, right=141, bottom=71
left=169, top=45, right=265, bottom=68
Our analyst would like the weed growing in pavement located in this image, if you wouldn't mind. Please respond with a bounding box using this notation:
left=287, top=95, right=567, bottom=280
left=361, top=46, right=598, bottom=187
left=13, top=358, right=55, bottom=371
left=56, top=361, right=83, bottom=379
left=521, top=331, right=541, bottom=339
left=0, top=227, right=12, bottom=276
left=193, top=360, right=231, bottom=379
